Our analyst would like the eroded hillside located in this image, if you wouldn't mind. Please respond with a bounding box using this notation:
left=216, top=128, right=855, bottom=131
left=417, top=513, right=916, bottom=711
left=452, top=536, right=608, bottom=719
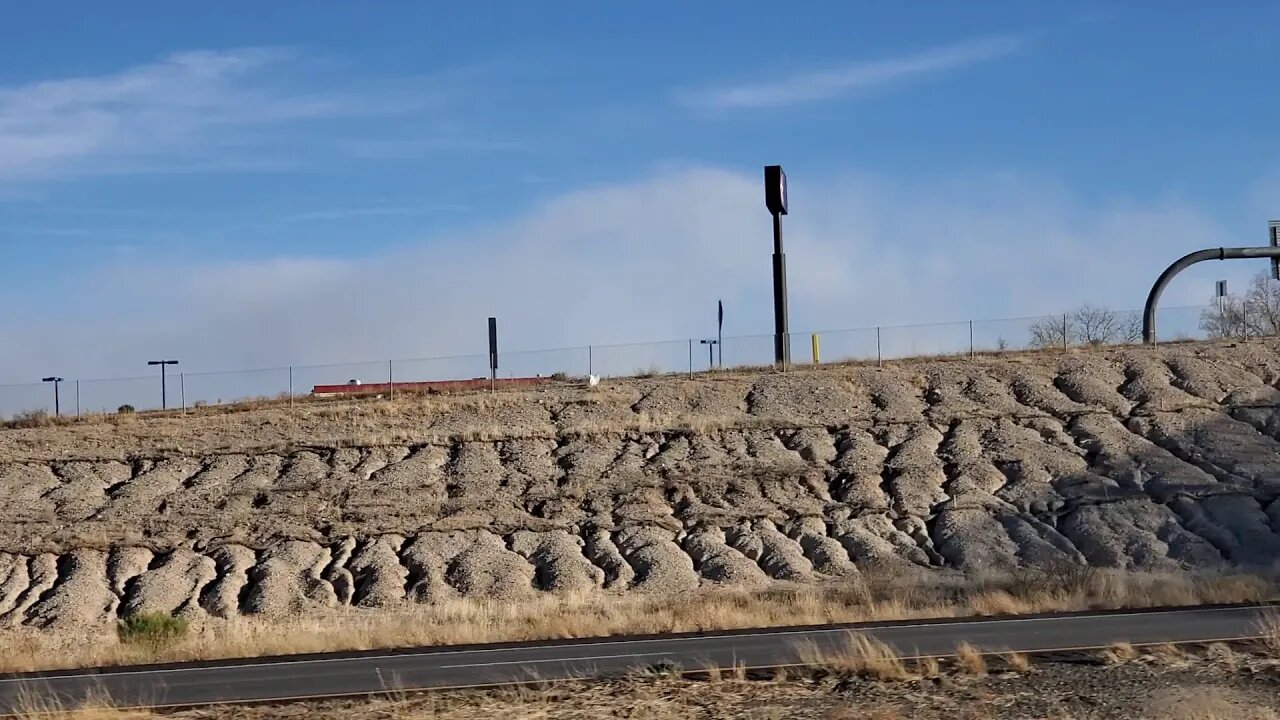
left=2, top=339, right=1280, bottom=630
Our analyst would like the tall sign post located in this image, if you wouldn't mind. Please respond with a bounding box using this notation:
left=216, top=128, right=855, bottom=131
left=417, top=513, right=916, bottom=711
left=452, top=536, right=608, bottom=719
left=717, top=299, right=724, bottom=368
left=764, top=165, right=791, bottom=367
left=487, top=317, right=498, bottom=391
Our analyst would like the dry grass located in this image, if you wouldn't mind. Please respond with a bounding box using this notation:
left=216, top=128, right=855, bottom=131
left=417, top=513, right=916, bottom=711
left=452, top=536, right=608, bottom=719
left=0, top=568, right=1270, bottom=674
left=1103, top=641, right=1139, bottom=665
left=914, top=655, right=941, bottom=678
left=797, top=633, right=912, bottom=682
left=1149, top=643, right=1189, bottom=666
left=1002, top=651, right=1030, bottom=673
left=9, top=686, right=143, bottom=720
left=1257, top=610, right=1280, bottom=657
left=954, top=642, right=987, bottom=675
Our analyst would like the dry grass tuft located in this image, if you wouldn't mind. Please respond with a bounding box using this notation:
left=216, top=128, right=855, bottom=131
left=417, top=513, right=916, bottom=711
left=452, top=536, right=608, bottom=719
left=954, top=642, right=987, bottom=675
left=1002, top=651, right=1030, bottom=673
left=1149, top=643, right=1188, bottom=666
left=1257, top=611, right=1280, bottom=657
left=1103, top=641, right=1138, bottom=665
left=914, top=656, right=941, bottom=678
left=10, top=686, right=144, bottom=720
left=798, top=633, right=913, bottom=682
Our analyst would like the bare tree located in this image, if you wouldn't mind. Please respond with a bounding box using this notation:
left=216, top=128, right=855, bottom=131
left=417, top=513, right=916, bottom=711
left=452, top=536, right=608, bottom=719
left=1244, top=272, right=1280, bottom=337
left=1030, top=304, right=1134, bottom=349
left=1200, top=295, right=1247, bottom=339
left=1029, top=314, right=1068, bottom=349
left=1070, top=304, right=1125, bottom=346
left=1120, top=311, right=1143, bottom=344
left=1199, top=272, right=1280, bottom=339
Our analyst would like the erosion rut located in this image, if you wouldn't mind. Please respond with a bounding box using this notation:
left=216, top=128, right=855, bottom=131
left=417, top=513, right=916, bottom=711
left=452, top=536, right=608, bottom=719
left=2, top=340, right=1280, bottom=630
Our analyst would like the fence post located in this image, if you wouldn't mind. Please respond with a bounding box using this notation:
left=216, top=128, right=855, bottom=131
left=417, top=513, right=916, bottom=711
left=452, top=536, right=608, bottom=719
left=1062, top=313, right=1068, bottom=351
left=688, top=339, right=693, bottom=379
left=969, top=320, right=974, bottom=359
left=180, top=373, right=186, bottom=414
left=288, top=366, right=294, bottom=409
left=876, top=326, right=882, bottom=367
left=1243, top=302, right=1249, bottom=342
left=388, top=360, right=394, bottom=401
left=75, top=380, right=80, bottom=418
left=588, top=345, right=593, bottom=376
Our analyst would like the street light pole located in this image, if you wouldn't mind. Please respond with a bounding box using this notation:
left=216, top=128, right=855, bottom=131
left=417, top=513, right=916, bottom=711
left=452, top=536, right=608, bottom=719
left=147, top=360, right=179, bottom=410
left=699, top=339, right=718, bottom=369
left=764, top=165, right=791, bottom=367
left=41, top=376, right=64, bottom=417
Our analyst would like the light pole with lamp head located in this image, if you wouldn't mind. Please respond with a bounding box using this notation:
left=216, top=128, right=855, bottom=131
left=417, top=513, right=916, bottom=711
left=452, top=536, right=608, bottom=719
left=41, top=377, right=64, bottom=417
left=764, top=165, right=790, bottom=367
left=147, top=360, right=179, bottom=410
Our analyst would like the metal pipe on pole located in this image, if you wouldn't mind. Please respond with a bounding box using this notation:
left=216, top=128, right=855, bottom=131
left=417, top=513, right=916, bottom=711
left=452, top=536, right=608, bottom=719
left=1142, top=245, right=1280, bottom=344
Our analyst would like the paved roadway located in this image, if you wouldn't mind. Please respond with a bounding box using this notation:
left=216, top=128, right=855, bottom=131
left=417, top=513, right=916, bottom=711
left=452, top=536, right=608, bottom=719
left=0, top=605, right=1271, bottom=714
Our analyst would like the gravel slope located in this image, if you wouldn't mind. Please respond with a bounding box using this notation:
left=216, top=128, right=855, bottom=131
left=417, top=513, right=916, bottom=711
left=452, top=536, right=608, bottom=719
left=2, top=339, right=1280, bottom=630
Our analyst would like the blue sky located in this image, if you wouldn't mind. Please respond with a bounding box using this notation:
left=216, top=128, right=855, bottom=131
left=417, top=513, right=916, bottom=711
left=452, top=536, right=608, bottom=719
left=1, top=1, right=1278, bottom=384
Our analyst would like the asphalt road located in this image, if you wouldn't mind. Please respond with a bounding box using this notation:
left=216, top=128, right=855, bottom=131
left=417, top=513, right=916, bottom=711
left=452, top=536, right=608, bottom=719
left=0, top=605, right=1270, bottom=713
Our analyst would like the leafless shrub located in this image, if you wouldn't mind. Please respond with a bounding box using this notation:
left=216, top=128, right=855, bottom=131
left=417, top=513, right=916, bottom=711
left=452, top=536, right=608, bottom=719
left=1030, top=304, right=1138, bottom=349
left=1201, top=271, right=1280, bottom=339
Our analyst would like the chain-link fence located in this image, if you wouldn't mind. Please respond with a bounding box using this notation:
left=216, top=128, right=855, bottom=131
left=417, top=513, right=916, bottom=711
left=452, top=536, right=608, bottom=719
left=0, top=303, right=1245, bottom=420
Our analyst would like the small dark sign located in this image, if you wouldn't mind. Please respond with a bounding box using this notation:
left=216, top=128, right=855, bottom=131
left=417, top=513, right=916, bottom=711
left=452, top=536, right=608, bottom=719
left=1271, top=221, right=1279, bottom=281
left=488, top=317, right=498, bottom=371
left=764, top=165, right=788, bottom=216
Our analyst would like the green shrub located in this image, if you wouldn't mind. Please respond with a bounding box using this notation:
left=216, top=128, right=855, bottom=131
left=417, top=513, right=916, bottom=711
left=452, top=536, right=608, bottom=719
left=117, top=404, right=136, bottom=414
left=117, top=611, right=188, bottom=651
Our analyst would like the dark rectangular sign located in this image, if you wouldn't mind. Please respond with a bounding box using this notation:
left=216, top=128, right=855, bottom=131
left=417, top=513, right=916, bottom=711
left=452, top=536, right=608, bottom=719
left=764, top=165, right=788, bottom=216
left=488, top=317, right=498, bottom=371
left=1271, top=221, right=1279, bottom=281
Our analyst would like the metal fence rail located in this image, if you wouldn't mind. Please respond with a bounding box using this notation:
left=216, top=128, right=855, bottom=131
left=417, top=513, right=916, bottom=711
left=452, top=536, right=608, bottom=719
left=0, top=303, right=1228, bottom=420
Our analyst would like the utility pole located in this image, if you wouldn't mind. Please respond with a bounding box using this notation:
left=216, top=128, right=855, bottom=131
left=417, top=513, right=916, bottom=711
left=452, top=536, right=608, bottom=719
left=147, top=360, right=179, bottom=410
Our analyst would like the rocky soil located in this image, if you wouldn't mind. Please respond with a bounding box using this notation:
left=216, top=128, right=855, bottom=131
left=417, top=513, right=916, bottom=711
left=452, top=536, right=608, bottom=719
left=2, top=339, right=1280, bottom=631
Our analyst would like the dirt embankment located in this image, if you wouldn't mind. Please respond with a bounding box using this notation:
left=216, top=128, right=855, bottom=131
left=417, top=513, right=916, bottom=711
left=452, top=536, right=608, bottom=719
left=2, top=340, right=1280, bottom=631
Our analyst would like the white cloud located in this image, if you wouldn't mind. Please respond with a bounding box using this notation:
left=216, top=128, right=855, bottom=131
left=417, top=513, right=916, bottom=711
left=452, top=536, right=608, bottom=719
left=0, top=165, right=1241, bottom=404
left=0, top=48, right=457, bottom=181
left=681, top=36, right=1023, bottom=110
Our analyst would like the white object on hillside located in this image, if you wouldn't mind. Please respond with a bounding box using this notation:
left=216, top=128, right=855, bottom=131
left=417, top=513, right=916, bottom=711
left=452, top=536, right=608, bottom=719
left=588, top=375, right=600, bottom=387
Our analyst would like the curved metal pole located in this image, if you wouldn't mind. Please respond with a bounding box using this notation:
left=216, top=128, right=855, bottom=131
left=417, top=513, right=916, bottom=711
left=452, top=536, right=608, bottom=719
left=1143, top=246, right=1280, bottom=344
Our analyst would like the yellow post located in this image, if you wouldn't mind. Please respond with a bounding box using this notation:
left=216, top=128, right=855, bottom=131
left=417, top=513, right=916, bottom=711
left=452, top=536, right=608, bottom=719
left=811, top=333, right=820, bottom=364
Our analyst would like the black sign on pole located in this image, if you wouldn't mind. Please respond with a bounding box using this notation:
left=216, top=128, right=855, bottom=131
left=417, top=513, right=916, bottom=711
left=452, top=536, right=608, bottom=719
left=1270, top=221, right=1279, bottom=281
left=765, top=165, right=791, bottom=367
left=717, top=299, right=724, bottom=368
left=488, top=317, right=498, bottom=381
